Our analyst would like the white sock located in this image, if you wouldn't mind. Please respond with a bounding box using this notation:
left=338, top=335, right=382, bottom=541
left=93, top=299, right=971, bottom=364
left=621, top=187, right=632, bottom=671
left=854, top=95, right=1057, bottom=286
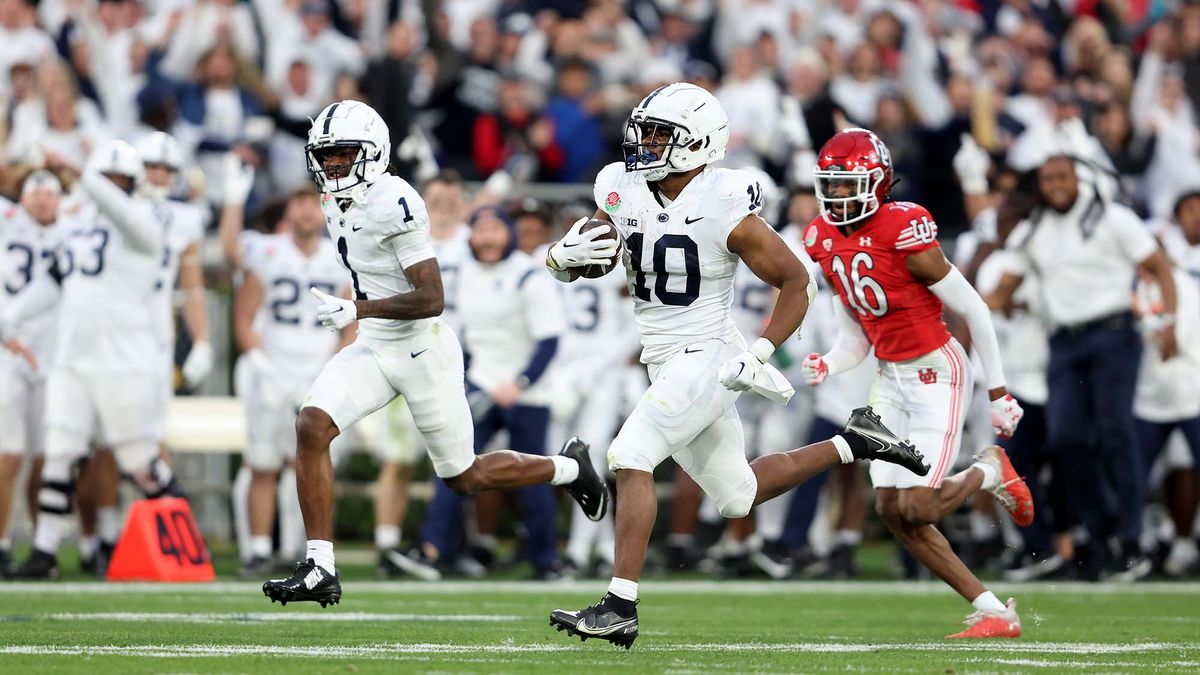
left=974, top=461, right=999, bottom=491
left=375, top=524, right=401, bottom=550
left=549, top=455, right=580, bottom=486
left=475, top=533, right=498, bottom=551
left=277, top=468, right=305, bottom=560
left=78, top=535, right=98, bottom=559
left=0, top=535, right=11, bottom=551
left=969, top=510, right=994, bottom=541
left=33, top=512, right=63, bottom=555
left=608, top=576, right=638, bottom=602
left=306, top=539, right=336, bottom=574
left=666, top=533, right=693, bottom=548
left=831, top=435, right=854, bottom=464
left=755, top=494, right=787, bottom=541
left=97, top=506, right=120, bottom=545
left=232, top=466, right=252, bottom=562
left=251, top=535, right=273, bottom=559
left=1172, top=537, right=1198, bottom=559
left=834, top=529, right=863, bottom=547
left=971, top=591, right=1005, bottom=612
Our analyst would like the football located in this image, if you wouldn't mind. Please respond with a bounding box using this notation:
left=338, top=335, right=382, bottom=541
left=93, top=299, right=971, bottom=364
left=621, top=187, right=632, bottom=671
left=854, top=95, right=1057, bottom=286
left=574, top=219, right=622, bottom=279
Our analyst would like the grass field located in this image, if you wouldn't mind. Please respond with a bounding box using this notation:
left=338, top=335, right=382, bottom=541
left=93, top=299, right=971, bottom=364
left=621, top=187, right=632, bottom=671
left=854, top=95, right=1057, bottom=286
left=2, top=577, right=1198, bottom=673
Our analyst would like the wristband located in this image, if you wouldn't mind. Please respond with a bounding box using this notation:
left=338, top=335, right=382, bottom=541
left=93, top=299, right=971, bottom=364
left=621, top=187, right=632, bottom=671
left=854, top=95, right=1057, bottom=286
left=750, top=337, right=775, bottom=364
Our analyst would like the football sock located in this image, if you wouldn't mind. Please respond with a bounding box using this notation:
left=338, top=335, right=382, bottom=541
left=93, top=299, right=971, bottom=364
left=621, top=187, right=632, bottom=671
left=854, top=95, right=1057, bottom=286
left=33, top=513, right=62, bottom=555
left=77, top=535, right=98, bottom=560
left=969, top=510, right=994, bottom=541
left=251, top=536, right=272, bottom=559
left=97, top=506, right=120, bottom=545
left=831, top=434, right=857, bottom=463
left=973, top=461, right=999, bottom=491
left=971, top=591, right=1005, bottom=612
left=755, top=493, right=787, bottom=541
left=0, top=535, right=10, bottom=552
left=833, top=529, right=863, bottom=547
left=375, top=524, right=401, bottom=551
left=306, top=539, right=336, bottom=574
left=608, top=576, right=638, bottom=602
left=549, top=455, right=580, bottom=486
left=666, top=533, right=693, bottom=549
left=232, top=466, right=252, bottom=562
left=277, top=468, right=304, bottom=560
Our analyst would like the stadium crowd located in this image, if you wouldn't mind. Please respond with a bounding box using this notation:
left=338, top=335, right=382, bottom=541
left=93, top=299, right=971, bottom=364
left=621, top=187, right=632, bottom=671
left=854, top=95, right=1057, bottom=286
left=0, top=0, right=1198, bottom=584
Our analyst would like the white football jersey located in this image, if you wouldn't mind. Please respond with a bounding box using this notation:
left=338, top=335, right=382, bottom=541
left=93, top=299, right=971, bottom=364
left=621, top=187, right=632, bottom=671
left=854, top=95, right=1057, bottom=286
left=457, top=250, right=566, bottom=403
left=244, top=233, right=347, bottom=361
left=319, top=175, right=436, bottom=342
left=432, top=224, right=470, bottom=332
left=594, top=162, right=764, bottom=364
left=0, top=199, right=61, bottom=366
left=149, top=199, right=207, bottom=347
left=730, top=223, right=814, bottom=343
left=54, top=198, right=163, bottom=371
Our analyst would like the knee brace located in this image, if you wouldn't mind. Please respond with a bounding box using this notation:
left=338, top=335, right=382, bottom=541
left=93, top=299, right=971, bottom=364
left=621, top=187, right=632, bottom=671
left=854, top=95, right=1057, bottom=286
left=38, top=458, right=75, bottom=515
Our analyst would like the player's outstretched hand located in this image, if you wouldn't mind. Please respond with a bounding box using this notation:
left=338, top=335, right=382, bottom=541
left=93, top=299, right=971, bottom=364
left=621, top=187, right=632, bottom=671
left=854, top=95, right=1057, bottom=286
left=182, top=341, right=214, bottom=387
left=547, top=217, right=619, bottom=270
left=801, top=352, right=828, bottom=386
left=311, top=287, right=357, bottom=331
left=990, top=394, right=1024, bottom=439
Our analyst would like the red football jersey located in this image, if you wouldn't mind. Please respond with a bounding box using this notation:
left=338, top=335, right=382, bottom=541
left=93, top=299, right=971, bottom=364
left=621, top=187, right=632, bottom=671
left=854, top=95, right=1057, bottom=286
left=803, top=201, right=951, bottom=362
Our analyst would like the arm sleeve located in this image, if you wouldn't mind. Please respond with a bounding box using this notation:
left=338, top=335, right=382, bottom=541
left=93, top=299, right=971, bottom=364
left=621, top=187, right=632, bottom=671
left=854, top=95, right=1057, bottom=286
left=519, top=337, right=559, bottom=386
left=929, top=265, right=1006, bottom=390
left=822, top=296, right=872, bottom=375
left=519, top=271, right=566, bottom=385
left=79, top=170, right=163, bottom=255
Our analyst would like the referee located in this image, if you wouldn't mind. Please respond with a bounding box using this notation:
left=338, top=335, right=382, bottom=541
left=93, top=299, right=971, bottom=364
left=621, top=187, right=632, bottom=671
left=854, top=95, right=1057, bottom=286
left=988, top=153, right=1178, bottom=580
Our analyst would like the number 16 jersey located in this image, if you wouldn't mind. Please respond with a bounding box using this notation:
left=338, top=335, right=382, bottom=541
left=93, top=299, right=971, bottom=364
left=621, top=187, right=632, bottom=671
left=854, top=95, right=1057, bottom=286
left=593, top=162, right=763, bottom=365
left=802, top=201, right=950, bottom=362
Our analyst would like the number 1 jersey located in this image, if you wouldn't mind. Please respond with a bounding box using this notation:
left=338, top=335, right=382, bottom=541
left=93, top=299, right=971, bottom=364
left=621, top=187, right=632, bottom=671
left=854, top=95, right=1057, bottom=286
left=802, top=201, right=950, bottom=362
left=593, top=162, right=764, bottom=365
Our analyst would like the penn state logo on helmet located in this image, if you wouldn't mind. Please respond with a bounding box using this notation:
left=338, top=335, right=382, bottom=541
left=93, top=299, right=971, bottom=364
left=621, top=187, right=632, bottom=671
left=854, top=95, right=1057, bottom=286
left=623, top=83, right=730, bottom=182
left=306, top=100, right=392, bottom=199
left=813, top=128, right=894, bottom=226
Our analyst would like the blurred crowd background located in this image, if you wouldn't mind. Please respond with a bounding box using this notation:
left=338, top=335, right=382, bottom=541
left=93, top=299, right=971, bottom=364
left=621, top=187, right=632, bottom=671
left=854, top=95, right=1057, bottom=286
left=2, top=0, right=1200, bottom=582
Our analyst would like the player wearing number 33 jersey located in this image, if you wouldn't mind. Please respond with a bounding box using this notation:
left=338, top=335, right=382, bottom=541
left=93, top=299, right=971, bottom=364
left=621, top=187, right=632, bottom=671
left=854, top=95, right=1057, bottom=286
left=545, top=84, right=928, bottom=648
left=802, top=128, right=1032, bottom=638
left=262, top=100, right=608, bottom=609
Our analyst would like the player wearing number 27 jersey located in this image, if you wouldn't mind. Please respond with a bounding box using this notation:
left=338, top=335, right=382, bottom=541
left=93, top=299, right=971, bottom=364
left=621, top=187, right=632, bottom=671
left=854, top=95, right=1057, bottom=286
left=801, top=128, right=1031, bottom=638
left=545, top=84, right=928, bottom=649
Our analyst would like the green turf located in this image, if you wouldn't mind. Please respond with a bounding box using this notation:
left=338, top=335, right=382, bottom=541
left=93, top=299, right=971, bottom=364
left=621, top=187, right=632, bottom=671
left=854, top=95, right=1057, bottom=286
left=1, top=579, right=1197, bottom=673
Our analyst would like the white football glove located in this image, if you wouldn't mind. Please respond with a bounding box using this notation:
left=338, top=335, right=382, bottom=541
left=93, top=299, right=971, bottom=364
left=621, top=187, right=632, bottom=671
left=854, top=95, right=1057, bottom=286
left=546, top=217, right=619, bottom=270
left=311, top=287, right=357, bottom=331
left=182, top=340, right=214, bottom=387
left=953, top=133, right=990, bottom=196
left=718, top=338, right=774, bottom=393
left=990, top=393, right=1024, bottom=439
left=223, top=153, right=255, bottom=207
left=801, top=352, right=829, bottom=386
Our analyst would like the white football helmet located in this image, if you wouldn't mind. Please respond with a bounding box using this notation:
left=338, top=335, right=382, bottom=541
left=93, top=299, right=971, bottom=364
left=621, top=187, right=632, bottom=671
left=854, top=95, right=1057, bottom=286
left=87, top=139, right=144, bottom=190
left=136, top=131, right=183, bottom=171
left=306, top=100, right=391, bottom=198
left=623, top=82, right=729, bottom=181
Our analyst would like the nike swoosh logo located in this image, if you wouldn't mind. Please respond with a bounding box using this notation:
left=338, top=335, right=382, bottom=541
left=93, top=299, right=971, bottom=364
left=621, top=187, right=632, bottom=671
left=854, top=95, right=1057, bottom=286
left=684, top=347, right=703, bottom=354
left=352, top=225, right=364, bottom=232
left=562, top=242, right=579, bottom=248
left=685, top=216, right=703, bottom=224
left=410, top=349, right=428, bottom=358
left=735, top=363, right=745, bottom=379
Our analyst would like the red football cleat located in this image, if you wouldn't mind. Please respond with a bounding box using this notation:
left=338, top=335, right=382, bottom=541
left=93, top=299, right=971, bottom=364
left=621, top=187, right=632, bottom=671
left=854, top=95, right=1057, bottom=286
left=946, top=598, right=1022, bottom=639
left=974, top=446, right=1034, bottom=527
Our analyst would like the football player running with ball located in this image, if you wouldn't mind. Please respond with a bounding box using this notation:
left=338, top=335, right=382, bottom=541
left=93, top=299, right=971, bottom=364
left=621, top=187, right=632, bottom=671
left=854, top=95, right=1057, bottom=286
left=261, top=101, right=608, bottom=607
left=545, top=84, right=927, bottom=648
left=800, top=129, right=1031, bottom=638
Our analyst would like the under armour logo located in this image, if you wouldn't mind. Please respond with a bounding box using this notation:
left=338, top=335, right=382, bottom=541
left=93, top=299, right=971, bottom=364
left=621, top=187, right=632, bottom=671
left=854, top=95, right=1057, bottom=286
left=918, top=368, right=937, bottom=385
left=859, top=236, right=872, bottom=247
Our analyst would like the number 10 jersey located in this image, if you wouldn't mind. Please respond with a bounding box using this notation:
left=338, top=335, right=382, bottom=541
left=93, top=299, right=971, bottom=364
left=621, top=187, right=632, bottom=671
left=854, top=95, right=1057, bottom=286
left=593, top=162, right=764, bottom=365
left=802, top=201, right=950, bottom=362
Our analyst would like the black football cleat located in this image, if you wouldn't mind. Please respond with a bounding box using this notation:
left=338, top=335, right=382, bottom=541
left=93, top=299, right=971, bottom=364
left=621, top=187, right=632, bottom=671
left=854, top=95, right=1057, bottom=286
left=0, top=548, right=12, bottom=578
left=842, top=406, right=928, bottom=476
left=559, top=437, right=608, bottom=522
left=262, top=559, right=341, bottom=607
left=549, top=592, right=639, bottom=649
left=11, top=549, right=60, bottom=580
left=241, top=555, right=275, bottom=579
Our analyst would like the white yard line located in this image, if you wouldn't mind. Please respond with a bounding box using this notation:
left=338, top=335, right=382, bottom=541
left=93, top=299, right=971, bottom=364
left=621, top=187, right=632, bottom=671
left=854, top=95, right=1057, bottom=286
left=43, top=612, right=521, bottom=623
left=6, top=579, right=1200, bottom=595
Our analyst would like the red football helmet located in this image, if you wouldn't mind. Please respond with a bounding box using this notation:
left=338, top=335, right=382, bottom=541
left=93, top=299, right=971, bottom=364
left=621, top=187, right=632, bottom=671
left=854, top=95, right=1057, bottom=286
left=814, top=128, right=894, bottom=225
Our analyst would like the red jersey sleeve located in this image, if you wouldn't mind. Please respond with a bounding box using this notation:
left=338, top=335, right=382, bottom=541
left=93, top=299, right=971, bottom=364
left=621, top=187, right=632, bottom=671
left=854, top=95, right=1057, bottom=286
left=888, top=202, right=940, bottom=256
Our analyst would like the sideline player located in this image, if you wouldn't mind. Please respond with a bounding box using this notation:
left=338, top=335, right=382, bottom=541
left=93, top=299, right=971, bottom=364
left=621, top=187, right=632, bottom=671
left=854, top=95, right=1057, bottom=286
left=261, top=100, right=607, bottom=606
left=800, top=128, right=1030, bottom=638
left=545, top=84, right=927, bottom=647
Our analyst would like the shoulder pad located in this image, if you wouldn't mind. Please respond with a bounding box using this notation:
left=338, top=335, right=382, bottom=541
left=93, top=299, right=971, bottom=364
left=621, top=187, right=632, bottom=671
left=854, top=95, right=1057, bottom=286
left=364, top=175, right=421, bottom=226
left=594, top=162, right=632, bottom=213
left=712, top=168, right=764, bottom=218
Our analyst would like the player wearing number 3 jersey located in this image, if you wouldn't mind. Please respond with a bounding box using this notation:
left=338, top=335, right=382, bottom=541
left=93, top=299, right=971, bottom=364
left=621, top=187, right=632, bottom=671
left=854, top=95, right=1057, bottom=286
left=802, top=128, right=1032, bottom=638
left=545, top=83, right=929, bottom=649
left=261, top=101, right=609, bottom=608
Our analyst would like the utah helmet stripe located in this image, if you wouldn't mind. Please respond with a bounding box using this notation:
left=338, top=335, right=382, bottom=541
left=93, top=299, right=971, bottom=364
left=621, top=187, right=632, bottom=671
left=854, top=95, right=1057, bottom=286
left=322, top=102, right=341, bottom=135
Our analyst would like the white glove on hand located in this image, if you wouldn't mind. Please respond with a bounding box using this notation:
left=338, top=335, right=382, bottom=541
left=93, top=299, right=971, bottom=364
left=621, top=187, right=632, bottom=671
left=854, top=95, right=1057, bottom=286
left=223, top=153, right=255, bottom=206
left=546, top=217, right=619, bottom=270
left=990, top=394, right=1024, bottom=439
left=718, top=338, right=774, bottom=393
left=801, top=352, right=829, bottom=385
left=311, top=287, right=357, bottom=331
left=182, top=340, right=214, bottom=387
left=953, top=133, right=990, bottom=195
